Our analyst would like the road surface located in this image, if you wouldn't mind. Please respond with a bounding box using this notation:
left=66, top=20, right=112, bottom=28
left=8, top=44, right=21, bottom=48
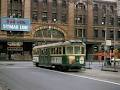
left=0, top=61, right=120, bottom=90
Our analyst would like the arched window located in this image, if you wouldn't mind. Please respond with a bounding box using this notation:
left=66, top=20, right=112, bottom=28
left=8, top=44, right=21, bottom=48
left=34, top=28, right=64, bottom=39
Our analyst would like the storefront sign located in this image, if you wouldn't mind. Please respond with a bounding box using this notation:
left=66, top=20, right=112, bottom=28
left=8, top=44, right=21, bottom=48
left=7, top=42, right=23, bottom=46
left=1, top=17, right=30, bottom=31
left=7, top=42, right=23, bottom=51
left=106, top=40, right=111, bottom=46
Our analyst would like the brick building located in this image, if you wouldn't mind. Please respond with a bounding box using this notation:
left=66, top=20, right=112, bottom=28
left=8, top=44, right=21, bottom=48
left=0, top=0, right=120, bottom=60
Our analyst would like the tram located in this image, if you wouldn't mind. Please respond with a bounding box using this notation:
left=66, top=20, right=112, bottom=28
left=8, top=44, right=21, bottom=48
left=32, top=40, right=86, bottom=71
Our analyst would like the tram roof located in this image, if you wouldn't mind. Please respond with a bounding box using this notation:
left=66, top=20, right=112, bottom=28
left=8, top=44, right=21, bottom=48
left=33, top=40, right=85, bottom=49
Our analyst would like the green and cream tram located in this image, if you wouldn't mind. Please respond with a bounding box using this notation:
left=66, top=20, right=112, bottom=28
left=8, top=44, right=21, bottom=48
left=32, top=40, right=86, bottom=71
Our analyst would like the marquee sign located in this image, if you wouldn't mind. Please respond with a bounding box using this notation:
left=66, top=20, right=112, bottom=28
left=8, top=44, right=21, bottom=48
left=1, top=17, right=30, bottom=31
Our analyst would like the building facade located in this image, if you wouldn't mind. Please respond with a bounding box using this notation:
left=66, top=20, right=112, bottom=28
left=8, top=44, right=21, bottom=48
left=0, top=0, right=120, bottom=60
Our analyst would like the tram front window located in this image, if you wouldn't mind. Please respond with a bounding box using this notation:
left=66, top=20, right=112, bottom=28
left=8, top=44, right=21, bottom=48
left=75, top=46, right=80, bottom=54
left=66, top=46, right=73, bottom=54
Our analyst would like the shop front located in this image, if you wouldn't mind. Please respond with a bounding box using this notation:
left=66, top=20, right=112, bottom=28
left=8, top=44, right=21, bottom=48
left=7, top=42, right=32, bottom=60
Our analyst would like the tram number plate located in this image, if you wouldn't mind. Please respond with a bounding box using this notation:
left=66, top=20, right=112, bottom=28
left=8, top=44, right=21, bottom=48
left=51, top=57, right=62, bottom=64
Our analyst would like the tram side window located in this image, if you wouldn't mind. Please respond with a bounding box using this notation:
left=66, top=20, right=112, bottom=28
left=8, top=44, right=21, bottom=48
left=75, top=46, right=80, bottom=54
left=81, top=47, right=84, bottom=54
left=50, top=47, right=62, bottom=54
left=66, top=46, right=73, bottom=54
left=39, top=49, right=42, bottom=55
left=51, top=48, right=54, bottom=54
left=33, top=49, right=38, bottom=55
left=58, top=47, right=62, bottom=54
left=38, top=49, right=40, bottom=55
left=63, top=47, right=65, bottom=54
left=41, top=49, right=45, bottom=55
left=50, top=48, right=56, bottom=54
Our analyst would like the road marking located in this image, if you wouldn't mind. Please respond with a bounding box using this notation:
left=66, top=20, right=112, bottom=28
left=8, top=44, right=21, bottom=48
left=0, top=66, right=37, bottom=69
left=60, top=72, right=120, bottom=86
left=44, top=69, right=120, bottom=86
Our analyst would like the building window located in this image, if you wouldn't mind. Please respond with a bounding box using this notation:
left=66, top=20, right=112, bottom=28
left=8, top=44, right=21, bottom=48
left=43, top=0, right=48, bottom=5
left=102, top=17, right=106, bottom=25
left=62, top=0, right=67, bottom=8
left=93, top=4, right=98, bottom=11
left=118, top=17, right=120, bottom=26
left=42, top=12, right=48, bottom=22
left=102, top=30, right=105, bottom=38
left=61, top=14, right=67, bottom=23
left=118, top=31, right=120, bottom=39
left=102, top=5, right=106, bottom=14
left=94, top=29, right=98, bottom=38
left=52, top=13, right=57, bottom=22
left=76, top=3, right=85, bottom=10
left=8, top=0, right=23, bottom=18
left=32, top=11, right=38, bottom=21
left=75, top=16, right=82, bottom=24
left=109, top=17, right=114, bottom=25
left=83, top=15, right=86, bottom=25
left=110, top=31, right=113, bottom=39
left=94, top=16, right=98, bottom=25
left=110, top=5, right=114, bottom=13
left=52, top=0, right=57, bottom=7
left=75, top=29, right=83, bottom=38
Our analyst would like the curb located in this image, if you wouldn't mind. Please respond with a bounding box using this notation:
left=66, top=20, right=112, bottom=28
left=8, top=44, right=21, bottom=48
left=101, top=68, right=118, bottom=72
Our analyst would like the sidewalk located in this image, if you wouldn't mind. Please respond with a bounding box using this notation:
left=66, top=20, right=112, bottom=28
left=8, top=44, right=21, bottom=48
left=84, top=61, right=120, bottom=84
left=86, top=61, right=120, bottom=71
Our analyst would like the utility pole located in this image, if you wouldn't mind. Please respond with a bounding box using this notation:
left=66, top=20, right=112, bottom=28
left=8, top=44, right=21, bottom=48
left=113, top=8, right=118, bottom=72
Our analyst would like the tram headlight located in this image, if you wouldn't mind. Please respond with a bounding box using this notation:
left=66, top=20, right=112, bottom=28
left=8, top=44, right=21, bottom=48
left=68, top=56, right=75, bottom=64
left=79, top=56, right=84, bottom=64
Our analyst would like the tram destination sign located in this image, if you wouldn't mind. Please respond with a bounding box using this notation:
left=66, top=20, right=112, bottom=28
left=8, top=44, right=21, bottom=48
left=1, top=17, right=30, bottom=31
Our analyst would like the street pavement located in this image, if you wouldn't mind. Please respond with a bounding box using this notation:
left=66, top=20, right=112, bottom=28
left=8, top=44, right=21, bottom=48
left=82, top=61, right=120, bottom=84
left=0, top=62, right=120, bottom=90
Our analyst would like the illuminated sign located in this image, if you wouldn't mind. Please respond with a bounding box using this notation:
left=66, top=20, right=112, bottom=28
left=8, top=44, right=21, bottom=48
left=1, top=17, right=30, bottom=31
